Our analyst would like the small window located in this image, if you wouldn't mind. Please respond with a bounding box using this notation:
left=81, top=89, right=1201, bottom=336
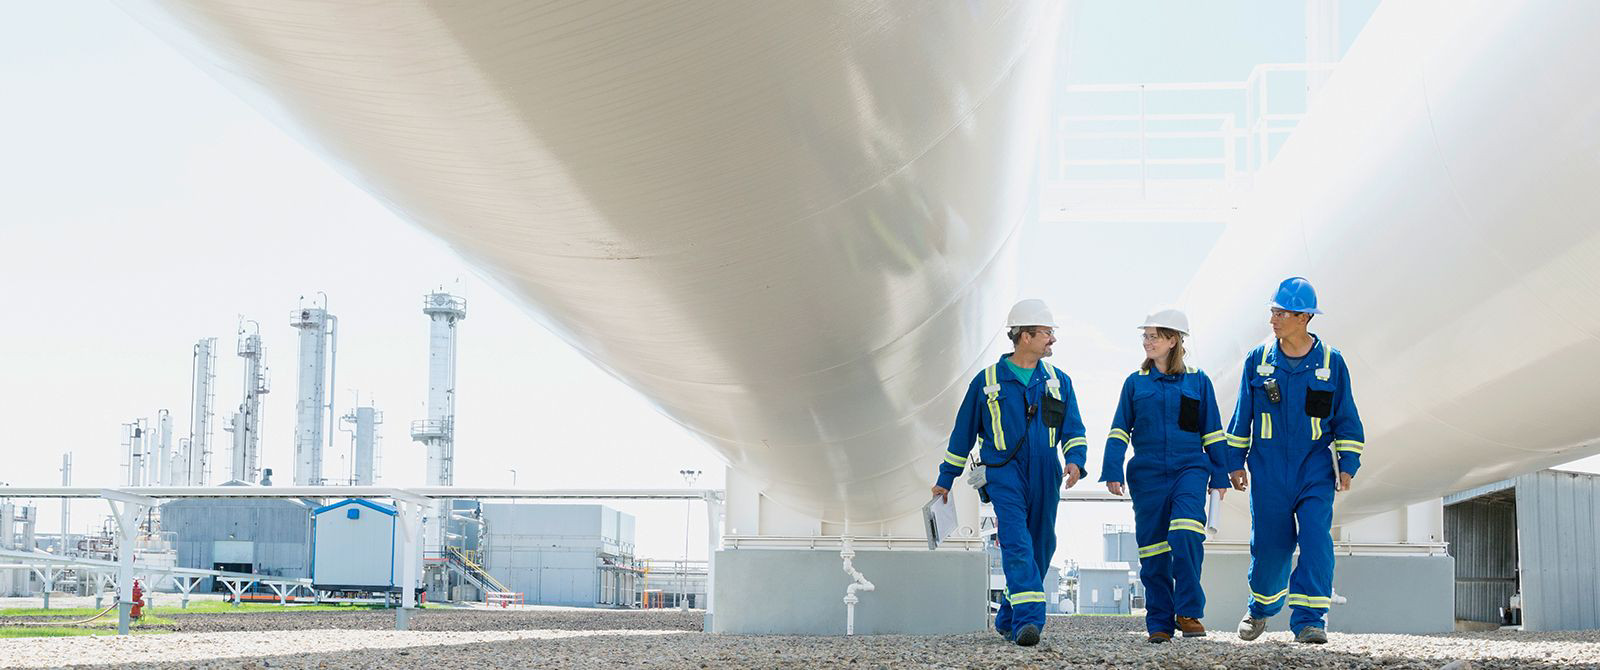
left=1091, top=589, right=1100, bottom=603
left=347, top=508, right=360, bottom=520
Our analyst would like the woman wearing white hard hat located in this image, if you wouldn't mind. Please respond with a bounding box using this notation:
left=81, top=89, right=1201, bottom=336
left=1100, top=307, right=1231, bottom=643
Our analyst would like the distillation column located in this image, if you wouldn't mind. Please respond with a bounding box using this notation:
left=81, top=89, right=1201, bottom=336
left=186, top=338, right=217, bottom=486
left=290, top=305, right=337, bottom=486
left=342, top=404, right=382, bottom=485
left=153, top=410, right=173, bottom=486
left=226, top=321, right=270, bottom=483
left=411, top=292, right=465, bottom=589
left=123, top=419, right=147, bottom=486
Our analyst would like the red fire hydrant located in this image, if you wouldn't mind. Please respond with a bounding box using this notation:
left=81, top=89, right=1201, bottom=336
left=130, top=580, right=145, bottom=619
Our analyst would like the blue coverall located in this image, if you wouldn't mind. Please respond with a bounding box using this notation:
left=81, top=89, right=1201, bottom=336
left=1101, top=366, right=1229, bottom=635
left=937, top=354, right=1088, bottom=636
left=1225, top=336, right=1364, bottom=633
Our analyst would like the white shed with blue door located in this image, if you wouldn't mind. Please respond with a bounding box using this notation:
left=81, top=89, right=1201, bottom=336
left=311, top=499, right=401, bottom=592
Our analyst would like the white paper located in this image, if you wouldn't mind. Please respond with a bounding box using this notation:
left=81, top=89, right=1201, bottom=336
left=1205, top=489, right=1221, bottom=535
left=923, top=495, right=959, bottom=549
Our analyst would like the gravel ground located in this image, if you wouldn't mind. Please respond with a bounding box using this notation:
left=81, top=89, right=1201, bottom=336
left=4, top=610, right=1600, bottom=669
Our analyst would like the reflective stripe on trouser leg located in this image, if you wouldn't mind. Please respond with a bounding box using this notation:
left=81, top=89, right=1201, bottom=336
left=985, top=462, right=1052, bottom=631
left=1288, top=483, right=1336, bottom=632
left=1166, top=469, right=1211, bottom=619
left=1131, top=476, right=1174, bottom=634
left=1246, top=487, right=1297, bottom=620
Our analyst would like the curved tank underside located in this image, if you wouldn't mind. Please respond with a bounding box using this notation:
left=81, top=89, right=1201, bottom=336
left=118, top=0, right=1600, bottom=529
left=1185, top=0, right=1600, bottom=523
left=117, top=0, right=1065, bottom=523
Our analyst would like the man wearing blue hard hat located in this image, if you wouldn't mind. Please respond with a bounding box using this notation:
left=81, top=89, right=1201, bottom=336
left=1225, top=277, right=1365, bottom=644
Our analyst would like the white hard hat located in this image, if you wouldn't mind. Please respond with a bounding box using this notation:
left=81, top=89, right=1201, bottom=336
left=1136, top=307, right=1190, bottom=335
left=1006, top=299, right=1057, bottom=328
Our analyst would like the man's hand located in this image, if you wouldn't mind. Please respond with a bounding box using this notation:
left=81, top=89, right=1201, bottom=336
left=1105, top=481, right=1124, bottom=496
left=1064, top=464, right=1082, bottom=489
left=1212, top=487, right=1228, bottom=500
left=1229, top=469, right=1249, bottom=492
left=1337, top=472, right=1353, bottom=492
left=931, top=485, right=949, bottom=503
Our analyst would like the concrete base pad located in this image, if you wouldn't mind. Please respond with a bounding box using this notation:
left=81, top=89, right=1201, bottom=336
left=712, top=548, right=988, bottom=635
left=1199, top=551, right=1454, bottom=633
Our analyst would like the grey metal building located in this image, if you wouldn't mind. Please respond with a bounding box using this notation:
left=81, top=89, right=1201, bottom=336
left=1077, top=562, right=1134, bottom=614
left=161, top=496, right=314, bottom=591
left=480, top=503, right=640, bottom=607
left=1445, top=469, right=1600, bottom=631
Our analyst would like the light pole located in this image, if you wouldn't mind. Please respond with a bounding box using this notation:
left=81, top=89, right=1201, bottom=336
left=679, top=468, right=701, bottom=610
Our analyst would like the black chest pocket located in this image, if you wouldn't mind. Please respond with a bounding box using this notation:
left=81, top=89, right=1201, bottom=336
left=1305, top=387, right=1334, bottom=419
left=1042, top=392, right=1065, bottom=429
left=1178, top=393, right=1202, bottom=432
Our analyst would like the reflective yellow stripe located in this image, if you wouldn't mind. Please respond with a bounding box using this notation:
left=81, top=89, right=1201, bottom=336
left=1202, top=430, right=1226, bottom=446
left=985, top=365, right=1006, bottom=451
left=1108, top=428, right=1131, bottom=445
left=1062, top=437, right=1088, bottom=449
left=1287, top=593, right=1332, bottom=609
left=1333, top=440, right=1364, bottom=454
left=1251, top=588, right=1289, bottom=604
left=1226, top=434, right=1250, bottom=448
left=1168, top=519, right=1206, bottom=535
left=1311, top=417, right=1322, bottom=441
left=944, top=453, right=968, bottom=468
left=1260, top=413, right=1272, bottom=439
left=1137, top=541, right=1171, bottom=558
left=1008, top=591, right=1048, bottom=605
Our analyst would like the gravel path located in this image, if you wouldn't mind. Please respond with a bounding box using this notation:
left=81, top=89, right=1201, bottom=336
left=4, top=611, right=1600, bottom=669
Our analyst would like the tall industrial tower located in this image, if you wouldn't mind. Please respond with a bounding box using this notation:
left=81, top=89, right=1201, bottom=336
left=411, top=291, right=465, bottom=557
left=122, top=419, right=148, bottom=486
left=186, top=338, right=218, bottom=486
left=341, top=402, right=383, bottom=485
left=226, top=320, right=270, bottom=483
left=153, top=409, right=173, bottom=486
left=290, top=302, right=338, bottom=486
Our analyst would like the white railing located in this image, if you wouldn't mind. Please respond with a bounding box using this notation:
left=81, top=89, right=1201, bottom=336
left=1053, top=63, right=1338, bottom=199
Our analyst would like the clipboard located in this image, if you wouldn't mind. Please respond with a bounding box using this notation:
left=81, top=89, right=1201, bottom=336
left=923, top=495, right=958, bottom=549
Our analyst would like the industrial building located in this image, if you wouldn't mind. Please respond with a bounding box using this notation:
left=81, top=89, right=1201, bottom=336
left=310, top=499, right=401, bottom=593
left=161, top=494, right=313, bottom=591
left=1076, top=562, right=1134, bottom=615
left=480, top=504, right=641, bottom=608
left=1445, top=469, right=1600, bottom=631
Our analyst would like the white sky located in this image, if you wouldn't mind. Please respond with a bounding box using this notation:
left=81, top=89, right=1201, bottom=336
left=4, top=1, right=1594, bottom=569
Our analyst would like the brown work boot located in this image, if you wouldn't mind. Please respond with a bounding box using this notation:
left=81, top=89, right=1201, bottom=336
left=1177, top=616, right=1207, bottom=637
left=1147, top=631, right=1172, bottom=644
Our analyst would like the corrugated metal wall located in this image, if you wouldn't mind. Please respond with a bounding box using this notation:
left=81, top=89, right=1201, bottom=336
left=1443, top=492, right=1517, bottom=623
left=161, top=498, right=313, bottom=589
left=480, top=504, right=637, bottom=607
left=1517, top=470, right=1600, bottom=631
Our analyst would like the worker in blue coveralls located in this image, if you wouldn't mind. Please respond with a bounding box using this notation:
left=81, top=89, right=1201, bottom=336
left=931, top=298, right=1088, bottom=648
left=1101, top=307, right=1231, bottom=643
left=1228, top=277, right=1365, bottom=645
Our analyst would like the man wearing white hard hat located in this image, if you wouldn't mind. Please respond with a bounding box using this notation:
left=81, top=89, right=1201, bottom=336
left=1100, top=308, right=1231, bottom=643
left=932, top=298, right=1088, bottom=647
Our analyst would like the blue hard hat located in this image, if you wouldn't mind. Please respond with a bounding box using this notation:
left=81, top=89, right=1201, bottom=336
left=1269, top=277, right=1323, bottom=315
